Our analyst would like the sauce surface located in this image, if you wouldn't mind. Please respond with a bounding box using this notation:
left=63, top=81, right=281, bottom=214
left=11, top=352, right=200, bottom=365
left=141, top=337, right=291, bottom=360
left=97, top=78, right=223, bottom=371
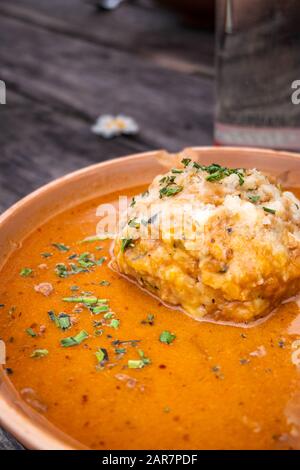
left=0, top=186, right=300, bottom=450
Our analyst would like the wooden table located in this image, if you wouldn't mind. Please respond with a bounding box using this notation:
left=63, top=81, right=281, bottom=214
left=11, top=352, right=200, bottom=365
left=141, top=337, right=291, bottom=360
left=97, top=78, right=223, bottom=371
left=0, top=0, right=214, bottom=449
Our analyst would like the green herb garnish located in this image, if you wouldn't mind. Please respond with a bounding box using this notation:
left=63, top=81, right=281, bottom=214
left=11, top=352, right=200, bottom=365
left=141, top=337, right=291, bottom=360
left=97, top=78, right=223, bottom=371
left=60, top=330, right=89, bottom=347
left=159, top=185, right=183, bottom=199
left=263, top=207, right=276, bottom=214
left=52, top=243, right=69, bottom=252
left=92, top=304, right=109, bottom=314
left=248, top=195, right=260, bottom=203
left=159, top=330, right=176, bottom=344
left=79, top=235, right=108, bottom=244
left=121, top=238, right=134, bottom=253
left=128, top=359, right=145, bottom=369
left=181, top=158, right=191, bottom=167
left=99, top=280, right=110, bottom=286
left=26, top=328, right=37, bottom=337
left=109, top=319, right=119, bottom=329
left=95, top=347, right=109, bottom=364
left=20, top=268, right=33, bottom=277
left=41, top=252, right=53, bottom=258
left=57, top=313, right=71, bottom=330
left=62, top=296, right=98, bottom=305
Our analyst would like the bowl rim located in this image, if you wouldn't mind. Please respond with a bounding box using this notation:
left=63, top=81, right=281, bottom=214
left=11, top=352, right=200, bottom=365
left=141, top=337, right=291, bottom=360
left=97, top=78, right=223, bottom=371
left=1, top=145, right=300, bottom=450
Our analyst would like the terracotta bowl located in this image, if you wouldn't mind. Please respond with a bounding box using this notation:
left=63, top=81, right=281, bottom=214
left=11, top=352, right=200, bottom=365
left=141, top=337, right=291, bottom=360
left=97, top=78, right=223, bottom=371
left=1, top=146, right=300, bottom=449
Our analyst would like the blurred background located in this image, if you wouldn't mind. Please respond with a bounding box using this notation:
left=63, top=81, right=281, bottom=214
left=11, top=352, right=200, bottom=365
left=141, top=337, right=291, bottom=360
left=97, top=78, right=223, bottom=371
left=0, top=0, right=214, bottom=216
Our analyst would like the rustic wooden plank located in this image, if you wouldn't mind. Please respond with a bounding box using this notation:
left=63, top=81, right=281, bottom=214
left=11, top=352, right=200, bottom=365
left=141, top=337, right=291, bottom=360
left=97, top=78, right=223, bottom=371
left=0, top=0, right=214, bottom=76
left=0, top=15, right=214, bottom=164
left=0, top=428, right=24, bottom=450
left=0, top=90, right=147, bottom=213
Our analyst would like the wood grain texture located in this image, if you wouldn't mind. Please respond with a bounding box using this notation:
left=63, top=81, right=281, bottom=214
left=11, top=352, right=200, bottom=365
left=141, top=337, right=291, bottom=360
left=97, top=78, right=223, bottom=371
left=0, top=0, right=214, bottom=449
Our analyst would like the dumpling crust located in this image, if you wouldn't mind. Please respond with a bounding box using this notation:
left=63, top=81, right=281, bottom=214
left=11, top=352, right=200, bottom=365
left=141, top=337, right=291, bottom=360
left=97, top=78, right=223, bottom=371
left=113, top=154, right=300, bottom=323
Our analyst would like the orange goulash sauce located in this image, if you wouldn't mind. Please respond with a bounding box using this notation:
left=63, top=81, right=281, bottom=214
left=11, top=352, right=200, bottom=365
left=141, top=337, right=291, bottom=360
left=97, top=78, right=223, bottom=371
left=0, top=185, right=300, bottom=450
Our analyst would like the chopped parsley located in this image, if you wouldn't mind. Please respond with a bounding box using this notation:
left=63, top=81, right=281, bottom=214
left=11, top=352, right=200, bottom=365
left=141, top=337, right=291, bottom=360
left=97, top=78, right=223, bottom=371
left=180, top=158, right=245, bottom=185
left=159, top=184, right=183, bottom=199
left=48, top=311, right=71, bottom=330
left=41, top=252, right=53, bottom=258
left=109, top=319, right=119, bottom=329
left=60, top=330, right=89, bottom=347
left=30, top=349, right=48, bottom=358
left=248, top=195, right=260, bottom=203
left=159, top=330, right=176, bottom=345
left=20, top=268, right=33, bottom=277
left=263, top=207, right=276, bottom=214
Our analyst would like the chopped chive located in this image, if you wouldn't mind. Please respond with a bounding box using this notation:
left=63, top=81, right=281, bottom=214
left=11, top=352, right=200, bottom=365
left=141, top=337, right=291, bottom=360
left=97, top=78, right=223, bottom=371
left=115, top=348, right=126, bottom=354
left=20, top=268, right=33, bottom=277
left=138, top=349, right=151, bottom=365
left=99, top=280, right=110, bottom=286
left=30, top=349, right=48, bottom=358
left=79, top=235, right=108, bottom=244
left=25, top=327, right=37, bottom=337
left=171, top=168, right=183, bottom=174
left=181, top=158, right=191, bottom=167
left=60, top=330, right=89, bottom=347
left=159, top=330, right=176, bottom=345
left=121, top=238, right=135, bottom=253
left=130, top=197, right=136, bottom=207
left=52, top=243, right=69, bottom=252
left=263, top=207, right=276, bottom=214
left=41, top=252, right=52, bottom=258
left=95, top=347, right=109, bottom=364
left=128, top=359, right=145, bottom=369
left=62, top=296, right=98, bottom=305
left=92, top=305, right=109, bottom=314
left=97, top=257, right=106, bottom=266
